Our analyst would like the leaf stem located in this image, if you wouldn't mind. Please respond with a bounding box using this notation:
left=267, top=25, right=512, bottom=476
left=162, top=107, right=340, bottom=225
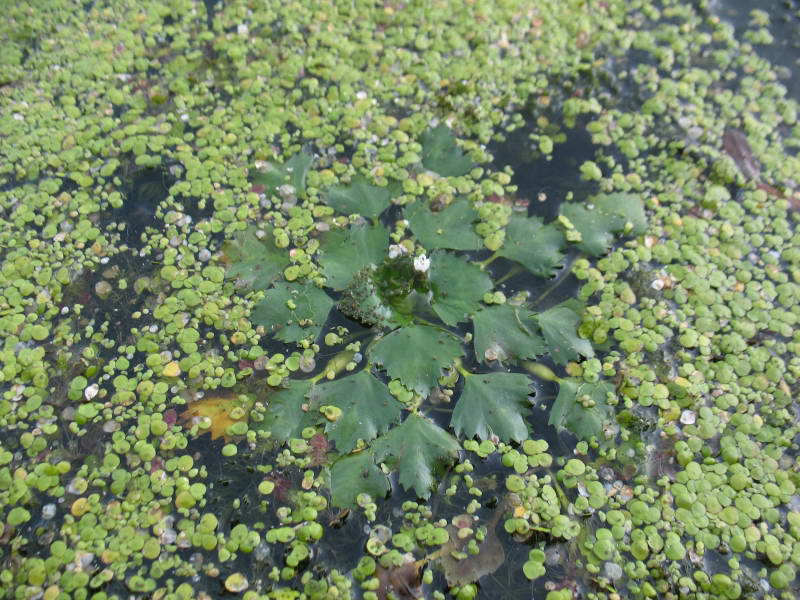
left=531, top=255, right=576, bottom=307
left=477, top=252, right=499, bottom=268
left=454, top=358, right=472, bottom=379
left=494, top=264, right=523, bottom=286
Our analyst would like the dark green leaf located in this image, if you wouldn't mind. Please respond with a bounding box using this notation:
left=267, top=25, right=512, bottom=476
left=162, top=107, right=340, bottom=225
left=373, top=414, right=460, bottom=498
left=549, top=378, right=614, bottom=440
left=318, top=223, right=389, bottom=290
left=405, top=198, right=483, bottom=250
left=559, top=203, right=620, bottom=256
left=421, top=125, right=473, bottom=177
left=252, top=380, right=314, bottom=442
left=252, top=151, right=314, bottom=196
left=251, top=282, right=333, bottom=343
left=309, top=370, right=403, bottom=453
left=326, top=177, right=392, bottom=220
left=534, top=303, right=594, bottom=365
left=451, top=373, right=531, bottom=442
left=472, top=304, right=546, bottom=363
left=369, top=325, right=464, bottom=395
left=330, top=451, right=390, bottom=508
left=429, top=252, right=492, bottom=326
left=221, top=227, right=289, bottom=289
left=497, top=215, right=565, bottom=277
left=594, top=193, right=647, bottom=235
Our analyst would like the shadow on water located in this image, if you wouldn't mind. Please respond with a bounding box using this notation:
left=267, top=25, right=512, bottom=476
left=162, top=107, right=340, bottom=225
left=113, top=166, right=175, bottom=248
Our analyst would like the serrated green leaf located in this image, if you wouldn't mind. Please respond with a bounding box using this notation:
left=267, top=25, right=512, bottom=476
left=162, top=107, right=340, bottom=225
left=330, top=451, right=390, bottom=508
left=253, top=380, right=315, bottom=442
left=429, top=251, right=492, bottom=326
left=451, top=373, right=531, bottom=442
left=373, top=414, right=460, bottom=498
left=559, top=203, right=620, bottom=256
left=318, top=223, right=389, bottom=290
left=221, top=227, right=289, bottom=289
left=421, top=125, right=473, bottom=177
left=497, top=215, right=565, bottom=277
left=326, top=177, right=392, bottom=220
left=593, top=193, right=647, bottom=235
left=549, top=378, right=614, bottom=440
left=251, top=282, right=333, bottom=343
left=369, top=325, right=464, bottom=395
left=405, top=198, right=482, bottom=250
left=309, top=370, right=403, bottom=453
left=472, top=304, right=546, bottom=363
left=534, top=303, right=594, bottom=365
left=252, top=151, right=314, bottom=196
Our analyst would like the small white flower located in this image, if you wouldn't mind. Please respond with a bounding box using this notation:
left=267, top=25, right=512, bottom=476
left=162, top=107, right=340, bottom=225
left=413, top=254, right=430, bottom=273
left=388, top=244, right=407, bottom=259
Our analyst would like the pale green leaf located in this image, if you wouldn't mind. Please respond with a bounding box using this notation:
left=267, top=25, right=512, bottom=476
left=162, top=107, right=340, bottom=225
left=252, top=151, right=314, bottom=196
left=309, top=370, right=403, bottom=453
left=330, top=451, right=390, bottom=508
left=534, top=303, right=594, bottom=365
left=421, top=125, right=472, bottom=177
left=429, top=251, right=492, bottom=325
left=451, top=373, right=532, bottom=442
left=369, top=325, right=464, bottom=395
left=318, top=223, right=389, bottom=290
left=326, top=176, right=392, bottom=220
left=593, top=193, right=647, bottom=235
left=221, top=227, right=289, bottom=289
left=405, top=198, right=482, bottom=250
left=559, top=203, right=620, bottom=256
left=251, top=282, right=334, bottom=343
left=373, top=414, right=460, bottom=498
left=472, top=304, right=546, bottom=363
left=549, top=378, right=614, bottom=440
left=497, top=215, right=565, bottom=277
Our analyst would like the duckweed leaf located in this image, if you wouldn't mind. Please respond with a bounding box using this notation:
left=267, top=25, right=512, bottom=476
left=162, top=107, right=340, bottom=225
left=369, top=325, right=464, bottom=395
left=373, top=414, right=460, bottom=498
left=309, top=370, right=403, bottom=453
left=319, top=223, right=390, bottom=290
left=405, top=198, right=483, bottom=250
left=330, top=451, right=389, bottom=508
left=534, top=302, right=594, bottom=365
left=421, top=124, right=473, bottom=177
left=549, top=378, right=614, bottom=440
left=497, top=215, right=565, bottom=277
left=252, top=380, right=315, bottom=443
left=252, top=151, right=314, bottom=196
left=326, top=177, right=392, bottom=220
left=594, top=193, right=647, bottom=235
left=429, top=251, right=492, bottom=325
left=221, top=227, right=289, bottom=289
left=472, top=304, right=546, bottom=363
left=251, top=282, right=334, bottom=343
left=451, top=373, right=532, bottom=442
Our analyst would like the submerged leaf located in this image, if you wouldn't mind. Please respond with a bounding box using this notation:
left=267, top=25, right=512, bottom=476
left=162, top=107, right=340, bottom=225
left=373, top=414, right=460, bottom=498
left=451, top=373, right=531, bottom=442
left=330, top=450, right=390, bottom=508
left=179, top=394, right=252, bottom=441
left=375, top=558, right=423, bottom=600
left=326, top=177, right=392, bottom=220
left=549, top=378, right=614, bottom=440
left=534, top=302, right=594, bottom=365
left=429, top=251, right=492, bottom=325
left=421, top=124, right=473, bottom=177
left=251, top=282, right=334, bottom=343
left=252, top=151, right=314, bottom=196
left=309, top=370, right=403, bottom=453
left=369, top=325, right=464, bottom=395
left=496, top=215, right=565, bottom=277
left=405, top=198, right=482, bottom=250
left=318, top=223, right=390, bottom=290
left=472, top=304, right=546, bottom=363
left=251, top=380, right=314, bottom=443
left=439, top=514, right=505, bottom=586
left=221, top=227, right=289, bottom=289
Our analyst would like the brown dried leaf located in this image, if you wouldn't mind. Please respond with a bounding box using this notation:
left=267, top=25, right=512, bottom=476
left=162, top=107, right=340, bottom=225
left=376, top=558, right=423, bottom=600
left=722, top=128, right=760, bottom=179
left=178, top=394, right=250, bottom=442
